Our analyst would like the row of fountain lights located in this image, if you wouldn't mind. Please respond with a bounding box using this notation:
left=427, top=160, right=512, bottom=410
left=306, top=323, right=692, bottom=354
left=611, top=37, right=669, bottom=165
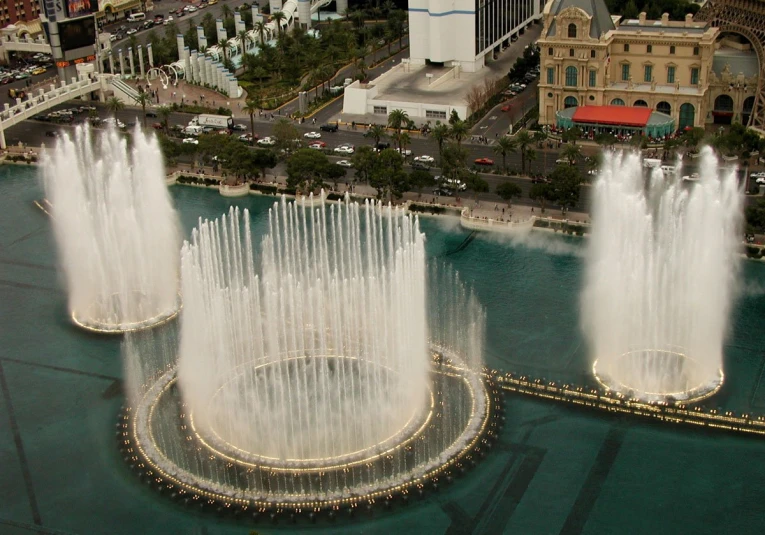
left=116, top=359, right=503, bottom=524
left=490, top=369, right=765, bottom=432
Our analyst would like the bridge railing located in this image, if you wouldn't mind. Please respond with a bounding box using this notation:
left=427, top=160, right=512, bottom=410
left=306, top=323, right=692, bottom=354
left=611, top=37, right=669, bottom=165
left=0, top=76, right=102, bottom=129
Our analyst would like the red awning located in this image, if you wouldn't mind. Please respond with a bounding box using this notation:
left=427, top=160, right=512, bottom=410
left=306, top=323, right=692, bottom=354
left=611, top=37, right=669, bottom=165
left=571, top=106, right=652, bottom=127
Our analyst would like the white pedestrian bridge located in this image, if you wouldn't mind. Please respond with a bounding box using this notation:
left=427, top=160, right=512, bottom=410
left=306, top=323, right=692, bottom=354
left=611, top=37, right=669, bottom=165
left=0, top=73, right=105, bottom=148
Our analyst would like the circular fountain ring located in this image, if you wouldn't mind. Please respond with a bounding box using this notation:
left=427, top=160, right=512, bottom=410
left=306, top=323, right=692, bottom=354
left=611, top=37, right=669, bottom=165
left=593, top=349, right=724, bottom=404
left=71, top=291, right=181, bottom=334
left=118, top=347, right=498, bottom=514
left=193, top=355, right=433, bottom=469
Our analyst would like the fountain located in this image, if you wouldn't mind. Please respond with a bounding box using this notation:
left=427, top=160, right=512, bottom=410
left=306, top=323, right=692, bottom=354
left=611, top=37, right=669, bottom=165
left=582, top=148, right=743, bottom=403
left=42, top=124, right=181, bottom=333
left=119, top=198, right=497, bottom=517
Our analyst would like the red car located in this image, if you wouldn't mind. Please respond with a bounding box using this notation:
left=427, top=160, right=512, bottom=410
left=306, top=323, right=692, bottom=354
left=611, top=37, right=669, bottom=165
left=152, top=122, right=163, bottom=130
left=501, top=103, right=512, bottom=112
left=308, top=141, right=327, bottom=148
left=474, top=157, right=494, bottom=166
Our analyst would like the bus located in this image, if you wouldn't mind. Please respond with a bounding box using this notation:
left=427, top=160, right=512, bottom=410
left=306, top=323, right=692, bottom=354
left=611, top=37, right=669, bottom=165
left=127, top=12, right=145, bottom=22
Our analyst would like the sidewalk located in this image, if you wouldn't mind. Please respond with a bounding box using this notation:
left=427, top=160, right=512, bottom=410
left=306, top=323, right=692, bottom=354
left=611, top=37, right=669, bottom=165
left=124, top=79, right=250, bottom=118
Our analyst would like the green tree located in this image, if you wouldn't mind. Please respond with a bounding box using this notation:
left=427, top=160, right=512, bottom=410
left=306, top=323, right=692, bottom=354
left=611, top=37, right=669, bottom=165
left=272, top=118, right=299, bottom=152
left=409, top=169, right=433, bottom=197
left=369, top=148, right=408, bottom=201
left=387, top=109, right=409, bottom=150
left=251, top=149, right=277, bottom=179
left=496, top=182, right=522, bottom=207
left=364, top=124, right=387, bottom=147
left=492, top=136, right=516, bottom=172
left=449, top=120, right=470, bottom=148
left=440, top=143, right=469, bottom=182
left=253, top=21, right=267, bottom=45
left=622, top=0, right=639, bottom=19
left=514, top=130, right=535, bottom=175
left=133, top=91, right=153, bottom=128
left=242, top=98, right=259, bottom=145
left=351, top=145, right=377, bottom=184
left=106, top=96, right=125, bottom=117
left=560, top=143, right=582, bottom=165
left=745, top=198, right=765, bottom=233
left=157, top=105, right=172, bottom=134
left=431, top=122, right=450, bottom=162
left=529, top=182, right=553, bottom=213
left=548, top=164, right=582, bottom=211
left=465, top=173, right=489, bottom=202
left=272, top=11, right=286, bottom=35
left=286, top=148, right=330, bottom=193
left=561, top=126, right=582, bottom=145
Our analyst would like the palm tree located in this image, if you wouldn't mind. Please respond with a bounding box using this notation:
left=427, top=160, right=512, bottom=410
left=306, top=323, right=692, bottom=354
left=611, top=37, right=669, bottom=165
left=133, top=91, right=153, bottom=128
left=493, top=135, right=516, bottom=172
left=398, top=131, right=411, bottom=156
left=106, top=96, right=125, bottom=117
left=253, top=21, right=267, bottom=46
left=237, top=29, right=252, bottom=57
left=364, top=124, right=387, bottom=146
left=431, top=122, right=450, bottom=162
left=157, top=105, right=172, bottom=133
left=242, top=98, right=259, bottom=146
left=387, top=109, right=408, bottom=150
left=449, top=120, right=470, bottom=147
left=221, top=4, right=233, bottom=21
left=514, top=130, right=534, bottom=175
left=561, top=143, right=582, bottom=165
left=271, top=11, right=286, bottom=35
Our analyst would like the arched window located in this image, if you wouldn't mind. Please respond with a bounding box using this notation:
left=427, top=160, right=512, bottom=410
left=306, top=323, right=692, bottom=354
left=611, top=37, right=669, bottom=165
left=610, top=98, right=625, bottom=106
left=714, top=94, right=734, bottom=112
left=568, top=23, right=577, bottom=38
left=656, top=101, right=671, bottom=115
left=679, top=103, right=695, bottom=129
left=564, top=96, right=578, bottom=109
left=633, top=100, right=648, bottom=107
left=565, top=66, right=578, bottom=86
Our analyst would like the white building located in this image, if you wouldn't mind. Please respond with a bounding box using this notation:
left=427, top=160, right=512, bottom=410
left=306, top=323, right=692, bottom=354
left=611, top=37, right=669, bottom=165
left=408, top=0, right=542, bottom=72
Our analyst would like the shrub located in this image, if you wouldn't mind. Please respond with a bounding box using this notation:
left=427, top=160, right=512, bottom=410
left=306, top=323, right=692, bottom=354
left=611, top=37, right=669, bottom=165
left=250, top=183, right=278, bottom=194
left=745, top=245, right=763, bottom=259
left=409, top=203, right=446, bottom=215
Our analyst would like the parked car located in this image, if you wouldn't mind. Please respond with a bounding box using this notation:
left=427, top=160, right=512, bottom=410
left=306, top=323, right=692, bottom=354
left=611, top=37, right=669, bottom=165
left=375, top=142, right=390, bottom=151
left=433, top=188, right=455, bottom=197
left=304, top=131, right=321, bottom=139
left=531, top=177, right=550, bottom=184
left=152, top=122, right=163, bottom=130
left=238, top=133, right=254, bottom=142
left=337, top=160, right=353, bottom=167
left=334, top=144, right=354, bottom=154
left=232, top=123, right=247, bottom=131
left=474, top=157, right=494, bottom=166
left=309, top=141, right=327, bottom=149
left=258, top=136, right=276, bottom=146
left=320, top=123, right=339, bottom=132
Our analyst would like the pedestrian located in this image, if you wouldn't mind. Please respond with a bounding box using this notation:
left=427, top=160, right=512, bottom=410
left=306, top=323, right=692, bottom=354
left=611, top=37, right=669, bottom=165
left=312, top=117, right=316, bottom=124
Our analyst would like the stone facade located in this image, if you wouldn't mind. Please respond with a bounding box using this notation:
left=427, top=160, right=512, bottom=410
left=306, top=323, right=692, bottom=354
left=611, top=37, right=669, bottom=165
left=537, top=0, right=721, bottom=130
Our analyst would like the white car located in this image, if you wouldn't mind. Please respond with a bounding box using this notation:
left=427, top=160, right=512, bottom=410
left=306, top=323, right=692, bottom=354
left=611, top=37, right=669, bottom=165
left=414, top=155, right=435, bottom=164
left=751, top=172, right=765, bottom=179
left=258, top=136, right=276, bottom=146
left=337, top=160, right=353, bottom=167
left=182, top=137, right=199, bottom=145
left=187, top=5, right=197, bottom=11
left=445, top=178, right=467, bottom=191
left=756, top=177, right=765, bottom=185
left=397, top=148, right=413, bottom=157
left=304, top=131, right=321, bottom=139
left=126, top=28, right=138, bottom=35
left=232, top=123, right=247, bottom=131
left=163, top=16, right=174, bottom=24
left=334, top=145, right=355, bottom=155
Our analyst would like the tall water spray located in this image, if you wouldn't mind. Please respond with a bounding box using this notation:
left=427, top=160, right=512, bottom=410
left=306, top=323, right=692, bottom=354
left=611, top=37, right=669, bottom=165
left=120, top=197, right=491, bottom=507
left=42, top=124, right=180, bottom=332
left=582, top=148, right=743, bottom=402
left=178, top=200, right=429, bottom=464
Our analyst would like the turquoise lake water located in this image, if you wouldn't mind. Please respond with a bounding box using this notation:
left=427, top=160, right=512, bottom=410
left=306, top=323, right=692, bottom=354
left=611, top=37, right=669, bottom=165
left=2, top=165, right=765, bottom=535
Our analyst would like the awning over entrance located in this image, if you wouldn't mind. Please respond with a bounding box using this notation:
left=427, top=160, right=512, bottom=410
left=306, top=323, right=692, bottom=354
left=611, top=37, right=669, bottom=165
left=555, top=106, right=675, bottom=137
left=572, top=106, right=652, bottom=127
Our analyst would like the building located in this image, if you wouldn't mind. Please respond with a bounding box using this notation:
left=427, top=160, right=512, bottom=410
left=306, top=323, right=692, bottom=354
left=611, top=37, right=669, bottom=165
left=536, top=0, right=761, bottom=135
left=408, top=0, right=542, bottom=72
left=0, top=0, right=43, bottom=27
